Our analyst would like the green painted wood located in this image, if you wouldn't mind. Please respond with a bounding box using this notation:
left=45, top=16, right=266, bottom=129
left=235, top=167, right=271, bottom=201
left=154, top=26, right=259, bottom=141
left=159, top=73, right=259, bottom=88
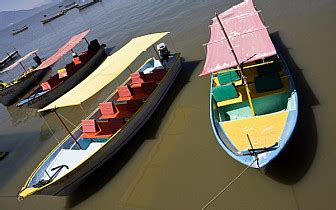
left=255, top=73, right=283, bottom=93
left=217, top=70, right=240, bottom=85
left=212, top=83, right=238, bottom=102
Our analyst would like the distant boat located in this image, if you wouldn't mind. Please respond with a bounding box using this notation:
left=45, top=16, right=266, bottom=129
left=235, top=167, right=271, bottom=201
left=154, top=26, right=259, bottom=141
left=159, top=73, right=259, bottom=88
left=0, top=50, right=19, bottom=70
left=63, top=2, right=78, bottom=12
left=40, top=11, right=66, bottom=24
left=200, top=0, right=298, bottom=168
left=17, top=29, right=107, bottom=109
left=18, top=32, right=182, bottom=199
left=11, top=25, right=28, bottom=35
left=77, top=0, right=101, bottom=10
left=0, top=50, right=50, bottom=106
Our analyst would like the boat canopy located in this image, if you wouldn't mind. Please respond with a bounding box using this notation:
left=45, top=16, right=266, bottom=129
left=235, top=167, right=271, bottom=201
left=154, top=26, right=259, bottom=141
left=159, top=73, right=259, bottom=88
left=0, top=49, right=39, bottom=74
left=199, top=0, right=276, bottom=76
left=35, top=29, right=90, bottom=70
left=38, top=32, right=169, bottom=112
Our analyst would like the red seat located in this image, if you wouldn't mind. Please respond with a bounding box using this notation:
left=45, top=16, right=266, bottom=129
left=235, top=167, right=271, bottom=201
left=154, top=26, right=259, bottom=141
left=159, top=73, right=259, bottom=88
left=73, top=57, right=82, bottom=65
left=82, top=119, right=99, bottom=133
left=117, top=85, right=133, bottom=98
left=99, top=102, right=118, bottom=119
left=131, top=72, right=146, bottom=84
left=41, top=82, right=51, bottom=91
left=81, top=118, right=125, bottom=138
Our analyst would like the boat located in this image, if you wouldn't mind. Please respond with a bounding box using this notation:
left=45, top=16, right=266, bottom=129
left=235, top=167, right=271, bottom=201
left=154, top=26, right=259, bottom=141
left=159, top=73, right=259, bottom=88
left=200, top=0, right=298, bottom=168
left=18, top=32, right=182, bottom=199
left=41, top=11, right=66, bottom=24
left=63, top=2, right=78, bottom=12
left=77, top=0, right=101, bottom=10
left=0, top=49, right=19, bottom=69
left=0, top=50, right=50, bottom=106
left=11, top=25, right=28, bottom=35
left=16, top=29, right=107, bottom=109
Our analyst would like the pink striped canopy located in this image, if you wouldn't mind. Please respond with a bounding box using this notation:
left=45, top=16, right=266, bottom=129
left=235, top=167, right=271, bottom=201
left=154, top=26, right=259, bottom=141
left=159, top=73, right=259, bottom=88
left=200, top=0, right=276, bottom=76
left=36, top=29, right=90, bottom=70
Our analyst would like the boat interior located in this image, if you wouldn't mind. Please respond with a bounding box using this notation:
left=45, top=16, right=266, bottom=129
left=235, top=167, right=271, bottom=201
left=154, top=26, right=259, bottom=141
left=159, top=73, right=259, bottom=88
left=28, top=55, right=178, bottom=188
left=17, top=47, right=98, bottom=106
left=212, top=56, right=296, bottom=152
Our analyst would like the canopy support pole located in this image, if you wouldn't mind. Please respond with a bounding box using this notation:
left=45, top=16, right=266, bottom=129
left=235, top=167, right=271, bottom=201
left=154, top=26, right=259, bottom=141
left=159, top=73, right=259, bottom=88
left=215, top=13, right=240, bottom=66
left=152, top=45, right=160, bottom=60
left=54, top=109, right=82, bottom=150
left=215, top=13, right=255, bottom=116
left=84, top=38, right=89, bottom=45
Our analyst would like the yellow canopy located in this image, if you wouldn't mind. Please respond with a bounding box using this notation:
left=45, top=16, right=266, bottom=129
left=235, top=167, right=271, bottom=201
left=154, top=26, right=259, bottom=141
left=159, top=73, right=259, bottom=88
left=38, top=32, right=169, bottom=112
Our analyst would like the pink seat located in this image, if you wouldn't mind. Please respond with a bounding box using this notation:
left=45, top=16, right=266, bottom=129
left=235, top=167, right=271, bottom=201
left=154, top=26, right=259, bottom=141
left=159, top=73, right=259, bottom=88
left=82, top=119, right=99, bottom=133
left=117, top=85, right=133, bottom=98
left=73, top=57, right=82, bottom=65
left=131, top=72, right=146, bottom=84
left=99, top=102, right=117, bottom=119
left=41, top=82, right=51, bottom=91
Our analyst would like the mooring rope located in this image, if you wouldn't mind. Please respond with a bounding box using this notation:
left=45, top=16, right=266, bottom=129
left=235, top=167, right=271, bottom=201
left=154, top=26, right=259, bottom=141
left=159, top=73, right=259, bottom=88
left=202, top=159, right=257, bottom=210
left=57, top=112, right=78, bottom=129
left=39, top=113, right=60, bottom=144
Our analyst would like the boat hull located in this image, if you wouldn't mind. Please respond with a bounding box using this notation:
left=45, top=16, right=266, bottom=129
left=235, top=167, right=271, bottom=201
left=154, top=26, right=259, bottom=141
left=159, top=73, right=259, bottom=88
left=11, top=26, right=28, bottom=35
left=210, top=53, right=298, bottom=169
left=22, top=54, right=182, bottom=196
left=0, top=69, right=47, bottom=106
left=18, top=46, right=107, bottom=109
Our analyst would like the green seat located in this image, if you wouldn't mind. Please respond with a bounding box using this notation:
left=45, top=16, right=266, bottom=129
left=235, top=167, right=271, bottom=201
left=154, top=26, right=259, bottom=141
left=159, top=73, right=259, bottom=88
left=255, top=73, right=283, bottom=93
left=212, top=83, right=238, bottom=102
left=217, top=70, right=240, bottom=85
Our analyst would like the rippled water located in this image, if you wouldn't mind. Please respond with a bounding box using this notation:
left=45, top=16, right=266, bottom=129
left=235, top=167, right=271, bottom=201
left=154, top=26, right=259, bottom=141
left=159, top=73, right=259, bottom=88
left=0, top=0, right=335, bottom=209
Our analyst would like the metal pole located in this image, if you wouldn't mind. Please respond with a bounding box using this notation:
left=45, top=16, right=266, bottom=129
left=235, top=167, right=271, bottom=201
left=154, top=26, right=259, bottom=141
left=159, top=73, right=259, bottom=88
left=215, top=13, right=255, bottom=115
left=152, top=45, right=160, bottom=60
left=246, top=134, right=259, bottom=168
left=84, top=38, right=90, bottom=45
left=54, top=109, right=82, bottom=149
left=215, top=13, right=240, bottom=66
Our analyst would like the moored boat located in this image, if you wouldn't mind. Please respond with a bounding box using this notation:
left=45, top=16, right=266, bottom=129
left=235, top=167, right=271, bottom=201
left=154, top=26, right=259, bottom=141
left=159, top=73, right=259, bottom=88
left=16, top=29, right=107, bottom=109
left=18, top=32, right=182, bottom=199
left=11, top=25, right=28, bottom=35
left=77, top=0, right=101, bottom=10
left=200, top=0, right=298, bottom=168
left=0, top=50, right=49, bottom=106
left=0, top=49, right=19, bottom=69
left=41, top=11, right=66, bottom=24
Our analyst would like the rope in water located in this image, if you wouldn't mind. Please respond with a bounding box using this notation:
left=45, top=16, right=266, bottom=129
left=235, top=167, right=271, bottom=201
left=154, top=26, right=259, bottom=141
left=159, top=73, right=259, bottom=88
left=39, top=113, right=60, bottom=144
left=0, top=195, right=17, bottom=198
left=201, top=159, right=257, bottom=210
left=57, top=112, right=78, bottom=129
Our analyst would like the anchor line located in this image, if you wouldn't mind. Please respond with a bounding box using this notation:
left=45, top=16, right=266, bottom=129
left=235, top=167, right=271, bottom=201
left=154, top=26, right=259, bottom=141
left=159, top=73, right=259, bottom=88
left=201, top=159, right=257, bottom=210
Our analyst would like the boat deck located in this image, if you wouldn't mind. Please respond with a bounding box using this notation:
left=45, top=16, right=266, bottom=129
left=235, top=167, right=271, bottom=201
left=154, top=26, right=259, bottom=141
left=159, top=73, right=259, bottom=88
left=220, top=111, right=289, bottom=151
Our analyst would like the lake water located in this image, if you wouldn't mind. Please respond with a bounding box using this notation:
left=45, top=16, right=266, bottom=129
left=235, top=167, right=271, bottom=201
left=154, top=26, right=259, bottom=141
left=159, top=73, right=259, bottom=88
left=0, top=0, right=335, bottom=209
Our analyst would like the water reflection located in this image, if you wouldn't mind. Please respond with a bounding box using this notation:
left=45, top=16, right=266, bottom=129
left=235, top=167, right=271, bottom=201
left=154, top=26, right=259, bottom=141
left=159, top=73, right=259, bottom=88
left=265, top=32, right=319, bottom=184
left=67, top=59, right=202, bottom=207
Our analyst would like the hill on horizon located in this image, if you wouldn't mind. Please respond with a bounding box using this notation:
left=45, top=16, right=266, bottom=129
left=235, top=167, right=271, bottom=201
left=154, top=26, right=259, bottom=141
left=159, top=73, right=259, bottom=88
left=0, top=1, right=59, bottom=30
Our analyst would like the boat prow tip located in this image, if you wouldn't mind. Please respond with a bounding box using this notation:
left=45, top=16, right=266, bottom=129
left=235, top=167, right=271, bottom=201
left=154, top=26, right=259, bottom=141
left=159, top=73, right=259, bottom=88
left=17, top=187, right=39, bottom=201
